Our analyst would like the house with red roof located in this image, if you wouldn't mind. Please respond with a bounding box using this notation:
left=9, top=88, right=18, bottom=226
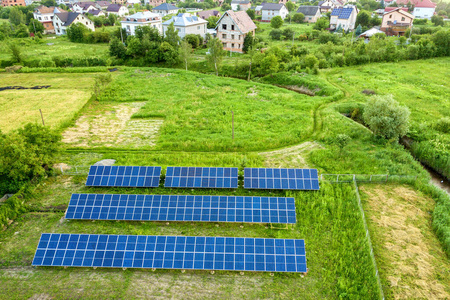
left=396, top=0, right=436, bottom=19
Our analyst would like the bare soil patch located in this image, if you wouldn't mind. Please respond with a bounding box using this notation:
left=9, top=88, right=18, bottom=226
left=62, top=102, right=163, bottom=148
left=258, top=142, right=322, bottom=168
left=360, top=185, right=450, bottom=299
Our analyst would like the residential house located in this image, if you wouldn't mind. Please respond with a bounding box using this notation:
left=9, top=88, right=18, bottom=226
left=96, top=1, right=110, bottom=9
left=53, top=12, right=95, bottom=35
left=89, top=9, right=106, bottom=17
left=261, top=3, right=288, bottom=22
left=153, top=3, right=179, bottom=16
left=197, top=10, right=220, bottom=20
left=330, top=6, right=358, bottom=31
left=106, top=4, right=129, bottom=16
left=126, top=0, right=140, bottom=5
left=255, top=2, right=265, bottom=15
left=162, top=13, right=207, bottom=39
left=318, top=0, right=343, bottom=13
left=1, top=0, right=26, bottom=7
left=230, top=0, right=251, bottom=11
left=215, top=10, right=256, bottom=53
left=72, top=2, right=97, bottom=13
left=111, top=0, right=126, bottom=5
left=121, top=11, right=162, bottom=35
left=384, top=7, right=408, bottom=13
left=144, top=0, right=166, bottom=7
left=33, top=6, right=66, bottom=34
left=381, top=7, right=414, bottom=35
left=396, top=0, right=436, bottom=19
left=296, top=6, right=321, bottom=23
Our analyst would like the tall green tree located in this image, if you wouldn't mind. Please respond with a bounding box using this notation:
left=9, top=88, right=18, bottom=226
left=270, top=15, right=284, bottom=28
left=286, top=1, right=296, bottom=12
left=28, top=19, right=45, bottom=35
left=356, top=10, right=371, bottom=28
left=206, top=37, right=225, bottom=76
left=246, top=8, right=255, bottom=19
left=206, top=15, right=219, bottom=28
left=242, top=32, right=255, bottom=53
left=9, top=7, right=25, bottom=26
left=109, top=36, right=127, bottom=59
left=355, top=24, right=362, bottom=36
left=164, top=22, right=180, bottom=47
left=363, top=95, right=410, bottom=139
left=67, top=23, right=90, bottom=43
left=179, top=40, right=193, bottom=71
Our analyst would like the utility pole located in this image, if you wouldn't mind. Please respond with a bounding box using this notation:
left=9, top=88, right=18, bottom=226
left=39, top=109, right=45, bottom=126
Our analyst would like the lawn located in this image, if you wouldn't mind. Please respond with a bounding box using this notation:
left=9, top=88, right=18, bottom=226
left=0, top=72, right=105, bottom=132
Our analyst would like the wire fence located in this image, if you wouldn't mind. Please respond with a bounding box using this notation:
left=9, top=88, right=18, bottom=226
left=321, top=174, right=418, bottom=183
left=58, top=165, right=90, bottom=176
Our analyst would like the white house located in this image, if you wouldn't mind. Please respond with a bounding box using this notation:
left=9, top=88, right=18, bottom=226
left=162, top=13, right=207, bottom=39
left=106, top=4, right=129, bottom=17
left=261, top=3, right=288, bottom=22
left=230, top=0, right=251, bottom=11
left=33, top=6, right=66, bottom=34
left=215, top=10, right=256, bottom=53
left=296, top=6, right=321, bottom=23
left=53, top=12, right=95, bottom=35
left=72, top=2, right=97, bottom=13
left=330, top=6, right=358, bottom=31
left=121, top=11, right=162, bottom=35
left=153, top=3, right=179, bottom=17
left=413, top=0, right=436, bottom=19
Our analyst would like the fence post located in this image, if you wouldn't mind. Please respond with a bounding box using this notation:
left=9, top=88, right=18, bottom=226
left=385, top=174, right=389, bottom=182
left=337, top=174, right=339, bottom=183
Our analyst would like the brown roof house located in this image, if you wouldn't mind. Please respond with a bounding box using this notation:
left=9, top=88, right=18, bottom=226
left=198, top=10, right=220, bottom=20
left=215, top=10, right=256, bottom=53
left=381, top=7, right=414, bottom=36
left=33, top=6, right=66, bottom=34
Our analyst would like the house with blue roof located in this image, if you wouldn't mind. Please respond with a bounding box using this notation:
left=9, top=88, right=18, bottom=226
left=162, top=13, right=208, bottom=39
left=153, top=3, right=180, bottom=17
left=330, top=6, right=358, bottom=31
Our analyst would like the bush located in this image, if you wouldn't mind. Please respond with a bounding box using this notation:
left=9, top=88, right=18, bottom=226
left=313, top=17, right=329, bottom=30
left=270, top=16, right=283, bottom=29
left=363, top=94, right=410, bottom=140
left=184, top=34, right=200, bottom=49
left=318, top=32, right=341, bottom=44
left=282, top=28, right=294, bottom=40
left=292, top=13, right=304, bottom=23
left=269, top=29, right=283, bottom=40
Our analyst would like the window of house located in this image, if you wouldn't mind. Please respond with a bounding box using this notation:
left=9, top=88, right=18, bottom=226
left=231, top=43, right=234, bottom=48
left=231, top=24, right=234, bottom=30
left=197, top=26, right=200, bottom=29
left=401, top=17, right=405, bottom=21
left=389, top=14, right=392, bottom=18
left=231, top=34, right=234, bottom=39
left=222, top=33, right=226, bottom=38
left=222, top=24, right=227, bottom=30
left=222, top=42, right=226, bottom=47
left=238, top=35, right=240, bottom=40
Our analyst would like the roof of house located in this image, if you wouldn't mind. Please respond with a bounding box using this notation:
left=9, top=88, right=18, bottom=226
left=359, top=27, right=384, bottom=37
left=261, top=3, right=285, bottom=10
left=296, top=6, right=320, bottom=16
left=89, top=9, right=104, bottom=15
left=35, top=5, right=65, bottom=14
left=153, top=3, right=179, bottom=10
left=123, top=11, right=160, bottom=22
left=384, top=7, right=408, bottom=12
left=383, top=7, right=414, bottom=18
left=231, top=0, right=250, bottom=4
left=216, top=10, right=256, bottom=34
left=197, top=10, right=220, bottom=19
left=331, top=7, right=355, bottom=19
left=163, top=13, right=207, bottom=26
left=55, top=12, right=84, bottom=26
left=96, top=1, right=110, bottom=6
left=396, top=0, right=436, bottom=7
left=106, top=4, right=123, bottom=11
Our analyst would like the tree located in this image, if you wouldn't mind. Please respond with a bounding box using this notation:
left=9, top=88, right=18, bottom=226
left=246, top=8, right=255, bottom=20
left=363, top=95, right=410, bottom=139
left=282, top=27, right=294, bottom=40
left=242, top=32, right=255, bottom=53
left=286, top=1, right=296, bottom=12
left=108, top=13, right=117, bottom=26
left=431, top=15, right=444, bottom=26
left=355, top=24, right=362, bottom=36
left=14, top=24, right=29, bottom=38
left=206, top=37, right=225, bottom=76
left=28, top=19, right=45, bottom=35
left=292, top=13, right=304, bottom=23
left=164, top=22, right=180, bottom=47
left=206, top=15, right=219, bottom=28
left=160, top=41, right=179, bottom=65
left=271, top=16, right=284, bottom=28
left=313, top=17, right=329, bottom=30
left=67, top=23, right=90, bottom=42
left=9, top=7, right=25, bottom=26
left=41, top=0, right=56, bottom=6
left=356, top=10, right=371, bottom=28
left=179, top=40, right=193, bottom=71
left=269, top=29, right=283, bottom=40
left=109, top=37, right=127, bottom=59
left=184, top=34, right=200, bottom=49
left=380, top=0, right=385, bottom=9
left=8, top=42, right=23, bottom=63
left=260, top=54, right=279, bottom=74
left=221, top=3, right=231, bottom=11
left=370, top=15, right=382, bottom=27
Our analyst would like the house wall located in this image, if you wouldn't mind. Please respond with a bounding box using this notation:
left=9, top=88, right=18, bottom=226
left=413, top=7, right=434, bottom=19
left=261, top=7, right=288, bottom=21
left=163, top=23, right=207, bottom=39
left=1, top=0, right=26, bottom=6
left=216, top=13, right=254, bottom=53
left=122, top=21, right=163, bottom=35
left=154, top=9, right=178, bottom=16
left=53, top=14, right=95, bottom=35
left=381, top=11, right=412, bottom=28
left=304, top=11, right=320, bottom=23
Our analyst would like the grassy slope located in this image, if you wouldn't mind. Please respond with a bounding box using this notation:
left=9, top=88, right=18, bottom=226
left=0, top=73, right=105, bottom=132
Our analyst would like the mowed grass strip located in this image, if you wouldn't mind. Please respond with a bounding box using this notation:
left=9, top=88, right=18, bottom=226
left=0, top=73, right=101, bottom=132
left=98, top=68, right=321, bottom=151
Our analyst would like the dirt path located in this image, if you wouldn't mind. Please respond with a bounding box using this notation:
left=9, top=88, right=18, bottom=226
left=258, top=141, right=322, bottom=168
left=360, top=185, right=450, bottom=300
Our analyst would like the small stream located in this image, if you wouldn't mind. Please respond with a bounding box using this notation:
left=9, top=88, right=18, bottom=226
left=423, top=163, right=450, bottom=195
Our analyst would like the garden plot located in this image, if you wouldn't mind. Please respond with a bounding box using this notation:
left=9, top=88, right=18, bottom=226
left=62, top=102, right=163, bottom=148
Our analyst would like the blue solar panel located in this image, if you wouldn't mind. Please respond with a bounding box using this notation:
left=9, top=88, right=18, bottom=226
left=165, top=167, right=238, bottom=189
left=243, top=168, right=319, bottom=190
left=65, top=193, right=296, bottom=224
left=86, top=166, right=161, bottom=188
left=32, top=233, right=307, bottom=273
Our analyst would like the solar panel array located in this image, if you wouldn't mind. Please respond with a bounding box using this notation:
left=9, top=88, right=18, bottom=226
left=32, top=233, right=307, bottom=273
left=244, top=168, right=320, bottom=190
left=65, top=194, right=296, bottom=224
left=85, top=166, right=161, bottom=188
left=331, top=7, right=354, bottom=19
left=165, top=167, right=238, bottom=189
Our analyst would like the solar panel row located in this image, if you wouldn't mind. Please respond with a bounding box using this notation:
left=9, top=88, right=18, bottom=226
left=165, top=167, right=239, bottom=188
left=86, top=166, right=161, bottom=188
left=243, top=168, right=320, bottom=190
left=65, top=194, right=297, bottom=224
left=32, top=233, right=307, bottom=273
